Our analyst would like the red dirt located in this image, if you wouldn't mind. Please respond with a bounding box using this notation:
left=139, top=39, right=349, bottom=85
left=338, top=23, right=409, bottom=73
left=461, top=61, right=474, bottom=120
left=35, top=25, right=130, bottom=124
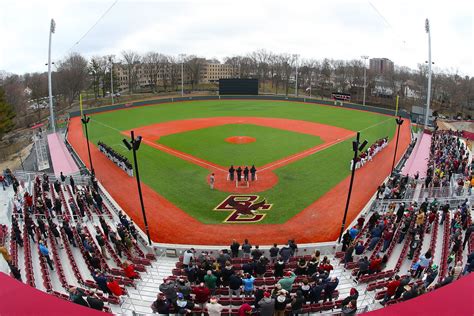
left=225, top=136, right=256, bottom=144
left=68, top=115, right=411, bottom=245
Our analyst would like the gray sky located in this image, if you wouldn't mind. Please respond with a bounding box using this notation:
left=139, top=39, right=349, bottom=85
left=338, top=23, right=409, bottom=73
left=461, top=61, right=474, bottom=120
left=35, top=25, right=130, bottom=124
left=1, top=0, right=473, bottom=75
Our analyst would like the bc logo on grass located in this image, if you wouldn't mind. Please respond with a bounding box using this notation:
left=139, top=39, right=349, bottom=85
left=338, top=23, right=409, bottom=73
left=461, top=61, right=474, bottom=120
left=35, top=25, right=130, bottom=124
left=214, top=195, right=272, bottom=223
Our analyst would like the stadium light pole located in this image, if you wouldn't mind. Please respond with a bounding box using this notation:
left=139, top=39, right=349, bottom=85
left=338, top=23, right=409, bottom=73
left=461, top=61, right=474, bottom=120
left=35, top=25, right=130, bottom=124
left=179, top=54, right=185, bottom=97
left=47, top=19, right=56, bottom=133
left=424, top=18, right=433, bottom=129
left=109, top=56, right=114, bottom=105
left=81, top=114, right=94, bottom=176
left=391, top=116, right=404, bottom=174
left=361, top=55, right=369, bottom=106
left=293, top=54, right=299, bottom=97
left=123, top=131, right=152, bottom=245
left=338, top=132, right=368, bottom=243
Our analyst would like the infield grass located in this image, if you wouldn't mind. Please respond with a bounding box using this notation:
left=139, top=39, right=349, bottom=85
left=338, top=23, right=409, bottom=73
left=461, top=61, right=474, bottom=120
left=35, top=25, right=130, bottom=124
left=158, top=124, right=323, bottom=167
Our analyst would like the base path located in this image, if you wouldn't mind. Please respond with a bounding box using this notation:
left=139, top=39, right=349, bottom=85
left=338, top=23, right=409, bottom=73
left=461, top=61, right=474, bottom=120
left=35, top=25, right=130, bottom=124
left=68, top=116, right=411, bottom=245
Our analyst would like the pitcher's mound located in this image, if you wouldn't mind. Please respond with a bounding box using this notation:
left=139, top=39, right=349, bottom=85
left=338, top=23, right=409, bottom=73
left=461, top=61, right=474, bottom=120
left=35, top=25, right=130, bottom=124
left=225, top=136, right=256, bottom=144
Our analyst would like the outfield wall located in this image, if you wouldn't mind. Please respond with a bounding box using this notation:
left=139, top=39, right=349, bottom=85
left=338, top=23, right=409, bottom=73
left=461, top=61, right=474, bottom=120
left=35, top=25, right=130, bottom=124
left=70, top=95, right=410, bottom=119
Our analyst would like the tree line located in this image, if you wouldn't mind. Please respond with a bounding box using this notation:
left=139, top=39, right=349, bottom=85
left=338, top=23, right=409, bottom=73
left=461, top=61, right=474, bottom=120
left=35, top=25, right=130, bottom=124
left=1, top=49, right=473, bottom=139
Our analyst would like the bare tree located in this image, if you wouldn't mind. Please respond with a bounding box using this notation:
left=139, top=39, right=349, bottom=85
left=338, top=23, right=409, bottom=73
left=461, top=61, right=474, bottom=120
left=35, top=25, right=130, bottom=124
left=185, top=56, right=205, bottom=90
left=55, top=53, right=89, bottom=105
left=121, top=50, right=141, bottom=93
left=143, top=52, right=166, bottom=92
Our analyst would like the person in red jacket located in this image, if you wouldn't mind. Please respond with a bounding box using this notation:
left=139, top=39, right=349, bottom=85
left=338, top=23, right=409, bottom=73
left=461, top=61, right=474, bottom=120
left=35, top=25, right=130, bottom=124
left=369, top=255, right=382, bottom=274
left=238, top=303, right=252, bottom=316
left=123, top=262, right=139, bottom=279
left=193, top=282, right=211, bottom=307
left=381, top=275, right=401, bottom=304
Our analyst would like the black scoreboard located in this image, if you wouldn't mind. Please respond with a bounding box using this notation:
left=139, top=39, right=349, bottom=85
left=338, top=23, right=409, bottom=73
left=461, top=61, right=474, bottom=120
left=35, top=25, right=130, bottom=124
left=219, top=79, right=259, bottom=95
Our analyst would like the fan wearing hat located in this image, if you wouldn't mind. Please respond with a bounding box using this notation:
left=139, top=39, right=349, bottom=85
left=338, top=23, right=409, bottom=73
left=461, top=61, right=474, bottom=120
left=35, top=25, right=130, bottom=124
left=277, top=271, right=296, bottom=292
left=258, top=291, right=275, bottom=316
left=175, top=292, right=194, bottom=314
left=206, top=296, right=224, bottom=316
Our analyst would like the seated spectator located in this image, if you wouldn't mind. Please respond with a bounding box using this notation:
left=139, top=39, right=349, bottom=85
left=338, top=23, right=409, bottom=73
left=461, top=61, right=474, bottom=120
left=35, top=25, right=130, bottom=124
left=424, top=264, right=438, bottom=288
left=123, top=262, right=139, bottom=279
left=354, top=241, right=365, bottom=256
left=342, top=299, right=357, bottom=315
left=295, top=258, right=308, bottom=275
left=369, top=255, right=382, bottom=274
left=290, top=290, right=305, bottom=315
left=274, top=258, right=285, bottom=278
left=341, top=288, right=359, bottom=307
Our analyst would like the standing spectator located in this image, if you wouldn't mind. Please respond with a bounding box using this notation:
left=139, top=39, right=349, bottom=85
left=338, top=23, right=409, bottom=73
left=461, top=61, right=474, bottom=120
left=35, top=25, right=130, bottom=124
left=242, top=273, right=255, bottom=297
left=206, top=297, right=224, bottom=316
left=238, top=303, right=252, bottom=316
left=159, top=280, right=177, bottom=303
left=424, top=264, right=438, bottom=288
left=229, top=273, right=243, bottom=297
left=274, top=290, right=291, bottom=316
left=323, top=277, right=339, bottom=302
left=69, top=176, right=76, bottom=194
left=230, top=240, right=240, bottom=258
left=279, top=245, right=292, bottom=263
left=151, top=294, right=170, bottom=314
left=269, top=243, right=279, bottom=263
left=381, top=275, right=400, bottom=304
left=193, top=283, right=211, bottom=307
left=278, top=271, right=296, bottom=292
left=39, top=241, right=54, bottom=270
left=251, top=245, right=263, bottom=261
left=274, top=258, right=285, bottom=278
left=95, top=233, right=109, bottom=259
left=258, top=292, right=275, bottom=316
left=382, top=229, right=394, bottom=252
left=204, top=270, right=217, bottom=294
left=92, top=270, right=111, bottom=295
left=356, top=257, right=369, bottom=281
left=183, top=248, right=195, bottom=268
left=290, top=290, right=305, bottom=316
left=242, top=239, right=251, bottom=258
left=415, top=250, right=432, bottom=278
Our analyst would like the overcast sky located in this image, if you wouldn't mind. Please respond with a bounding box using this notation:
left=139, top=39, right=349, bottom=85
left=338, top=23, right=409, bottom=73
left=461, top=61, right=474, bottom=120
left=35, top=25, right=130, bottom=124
left=1, top=0, right=473, bottom=75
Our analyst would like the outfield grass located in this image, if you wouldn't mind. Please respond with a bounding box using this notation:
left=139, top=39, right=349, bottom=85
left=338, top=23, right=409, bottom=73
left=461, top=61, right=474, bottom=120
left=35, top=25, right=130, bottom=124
left=158, top=124, right=323, bottom=167
left=86, top=100, right=395, bottom=224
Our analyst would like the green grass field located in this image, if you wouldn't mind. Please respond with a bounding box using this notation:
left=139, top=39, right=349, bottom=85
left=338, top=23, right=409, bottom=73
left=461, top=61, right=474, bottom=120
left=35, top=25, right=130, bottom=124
left=159, top=124, right=323, bottom=167
left=87, top=100, right=395, bottom=224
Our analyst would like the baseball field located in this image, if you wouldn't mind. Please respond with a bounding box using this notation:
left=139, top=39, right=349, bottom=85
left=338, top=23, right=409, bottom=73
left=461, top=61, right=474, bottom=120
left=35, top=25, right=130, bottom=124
left=68, top=99, right=411, bottom=244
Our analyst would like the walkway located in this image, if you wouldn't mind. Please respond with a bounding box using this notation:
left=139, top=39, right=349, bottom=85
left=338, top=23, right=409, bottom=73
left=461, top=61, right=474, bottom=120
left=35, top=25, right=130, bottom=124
left=47, top=133, right=79, bottom=176
left=402, top=132, right=432, bottom=178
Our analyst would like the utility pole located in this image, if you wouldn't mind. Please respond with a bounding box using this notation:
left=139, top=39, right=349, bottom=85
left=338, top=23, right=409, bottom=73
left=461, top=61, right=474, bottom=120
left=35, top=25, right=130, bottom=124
left=47, top=19, right=56, bottom=133
left=424, top=19, right=433, bottom=129
left=109, top=56, right=114, bottom=105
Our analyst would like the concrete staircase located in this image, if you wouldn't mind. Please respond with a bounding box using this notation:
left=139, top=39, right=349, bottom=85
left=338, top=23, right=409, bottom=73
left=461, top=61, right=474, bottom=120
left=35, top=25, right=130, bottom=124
left=117, top=256, right=177, bottom=315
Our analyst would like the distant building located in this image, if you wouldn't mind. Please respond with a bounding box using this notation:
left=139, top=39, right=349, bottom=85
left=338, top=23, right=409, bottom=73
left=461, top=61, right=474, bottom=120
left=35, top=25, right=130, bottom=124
left=114, top=60, right=236, bottom=92
left=369, top=58, right=394, bottom=74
